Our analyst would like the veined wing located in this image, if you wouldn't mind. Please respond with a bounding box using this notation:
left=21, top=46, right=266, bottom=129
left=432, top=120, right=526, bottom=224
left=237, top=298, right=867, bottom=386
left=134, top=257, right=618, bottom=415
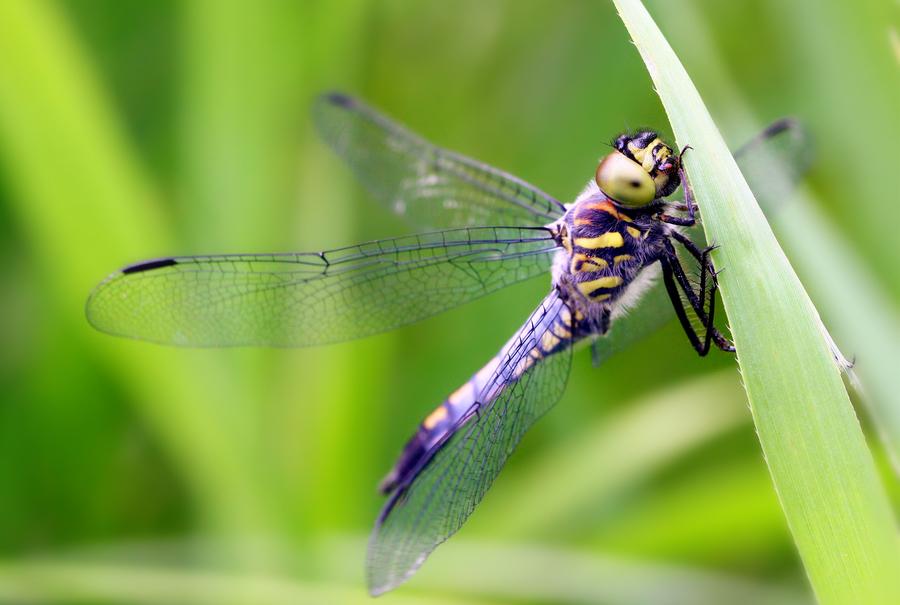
left=314, top=93, right=567, bottom=230
left=733, top=117, right=812, bottom=214
left=86, top=227, right=558, bottom=347
left=367, top=290, right=576, bottom=595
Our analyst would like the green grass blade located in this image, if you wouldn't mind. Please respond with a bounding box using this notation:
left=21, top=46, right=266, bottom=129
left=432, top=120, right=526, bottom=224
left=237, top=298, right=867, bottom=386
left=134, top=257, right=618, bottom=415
left=653, top=0, right=900, bottom=474
left=612, top=1, right=900, bottom=603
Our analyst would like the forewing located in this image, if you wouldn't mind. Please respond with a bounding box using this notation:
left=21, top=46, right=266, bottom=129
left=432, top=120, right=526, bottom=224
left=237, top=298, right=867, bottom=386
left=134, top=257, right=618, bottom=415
left=314, top=93, right=567, bottom=229
left=367, top=291, right=573, bottom=595
left=86, top=227, right=557, bottom=347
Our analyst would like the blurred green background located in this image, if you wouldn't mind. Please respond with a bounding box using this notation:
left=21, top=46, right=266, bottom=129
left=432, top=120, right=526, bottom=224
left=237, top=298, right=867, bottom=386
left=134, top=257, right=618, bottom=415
left=0, top=0, right=897, bottom=603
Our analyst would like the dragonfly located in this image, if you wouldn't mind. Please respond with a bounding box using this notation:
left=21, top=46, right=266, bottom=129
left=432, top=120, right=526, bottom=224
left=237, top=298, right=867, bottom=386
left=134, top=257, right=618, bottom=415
left=86, top=93, right=806, bottom=595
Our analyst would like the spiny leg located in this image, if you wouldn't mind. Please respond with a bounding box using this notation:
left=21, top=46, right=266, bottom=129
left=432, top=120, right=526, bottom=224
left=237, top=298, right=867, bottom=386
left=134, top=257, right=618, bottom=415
left=656, top=167, right=698, bottom=226
left=655, top=160, right=734, bottom=352
left=668, top=230, right=713, bottom=313
left=662, top=237, right=705, bottom=311
left=696, top=259, right=734, bottom=352
left=660, top=256, right=710, bottom=356
left=662, top=243, right=732, bottom=355
left=668, top=229, right=706, bottom=262
left=665, top=233, right=735, bottom=352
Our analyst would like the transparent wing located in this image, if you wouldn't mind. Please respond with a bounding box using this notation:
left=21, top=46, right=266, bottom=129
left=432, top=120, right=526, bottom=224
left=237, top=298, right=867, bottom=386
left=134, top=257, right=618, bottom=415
left=367, top=290, right=574, bottom=595
left=86, top=227, right=558, bottom=347
left=314, top=93, right=567, bottom=229
left=734, top=117, right=812, bottom=213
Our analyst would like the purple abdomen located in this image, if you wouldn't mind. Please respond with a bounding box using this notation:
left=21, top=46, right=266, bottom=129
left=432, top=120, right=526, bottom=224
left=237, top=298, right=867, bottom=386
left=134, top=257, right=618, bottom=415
left=378, top=355, right=501, bottom=494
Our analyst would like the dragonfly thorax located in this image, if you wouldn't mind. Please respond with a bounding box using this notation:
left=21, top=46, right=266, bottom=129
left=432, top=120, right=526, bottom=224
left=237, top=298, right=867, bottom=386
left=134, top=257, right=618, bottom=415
left=551, top=190, right=667, bottom=333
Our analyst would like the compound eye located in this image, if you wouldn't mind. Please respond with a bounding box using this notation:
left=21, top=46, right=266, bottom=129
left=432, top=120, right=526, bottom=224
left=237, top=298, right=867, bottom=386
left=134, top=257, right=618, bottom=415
left=595, top=151, right=656, bottom=207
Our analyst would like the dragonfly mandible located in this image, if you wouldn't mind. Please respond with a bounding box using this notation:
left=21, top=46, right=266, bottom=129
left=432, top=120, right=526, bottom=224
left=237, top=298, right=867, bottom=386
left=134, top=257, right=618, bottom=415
left=86, top=93, right=804, bottom=595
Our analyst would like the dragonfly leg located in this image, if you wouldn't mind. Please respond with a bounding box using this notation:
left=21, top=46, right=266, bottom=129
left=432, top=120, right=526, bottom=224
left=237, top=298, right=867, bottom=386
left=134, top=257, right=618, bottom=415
left=656, top=166, right=698, bottom=226
left=662, top=238, right=704, bottom=311
left=695, top=248, right=735, bottom=353
left=689, top=242, right=735, bottom=353
left=668, top=229, right=711, bottom=263
left=600, top=306, right=611, bottom=334
left=660, top=241, right=734, bottom=354
left=657, top=212, right=696, bottom=227
left=660, top=256, right=710, bottom=356
left=664, top=235, right=734, bottom=352
left=590, top=307, right=612, bottom=367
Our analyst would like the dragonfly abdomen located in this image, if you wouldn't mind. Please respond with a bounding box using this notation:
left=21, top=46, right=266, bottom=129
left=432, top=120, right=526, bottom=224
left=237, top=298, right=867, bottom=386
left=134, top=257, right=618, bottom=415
left=378, top=300, right=585, bottom=496
left=377, top=358, right=499, bottom=494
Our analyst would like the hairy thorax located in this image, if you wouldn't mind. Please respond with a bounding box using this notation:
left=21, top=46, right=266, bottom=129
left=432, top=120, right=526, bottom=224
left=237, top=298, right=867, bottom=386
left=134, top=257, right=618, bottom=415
left=550, top=187, right=668, bottom=330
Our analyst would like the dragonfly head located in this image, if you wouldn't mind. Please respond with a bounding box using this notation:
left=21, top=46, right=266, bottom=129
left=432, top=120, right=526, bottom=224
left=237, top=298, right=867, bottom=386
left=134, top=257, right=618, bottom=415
left=595, top=130, right=681, bottom=207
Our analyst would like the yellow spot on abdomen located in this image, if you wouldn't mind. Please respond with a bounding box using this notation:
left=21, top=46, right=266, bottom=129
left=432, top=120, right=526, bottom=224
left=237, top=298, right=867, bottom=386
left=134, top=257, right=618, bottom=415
left=575, top=232, right=624, bottom=249
left=552, top=325, right=572, bottom=339
left=423, top=404, right=449, bottom=429
left=515, top=354, right=537, bottom=377
left=540, top=331, right=561, bottom=352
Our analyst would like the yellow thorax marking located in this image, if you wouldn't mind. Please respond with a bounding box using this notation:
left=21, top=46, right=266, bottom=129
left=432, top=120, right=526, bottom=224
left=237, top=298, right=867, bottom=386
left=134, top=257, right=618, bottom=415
left=575, top=232, right=624, bottom=249
left=577, top=275, right=623, bottom=297
left=580, top=200, right=633, bottom=223
left=613, top=254, right=633, bottom=266
left=626, top=226, right=642, bottom=239
left=571, top=253, right=608, bottom=273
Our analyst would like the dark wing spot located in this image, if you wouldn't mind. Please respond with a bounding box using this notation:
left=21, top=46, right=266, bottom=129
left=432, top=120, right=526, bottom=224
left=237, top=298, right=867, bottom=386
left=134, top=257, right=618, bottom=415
left=323, top=91, right=355, bottom=108
left=121, top=258, right=178, bottom=274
